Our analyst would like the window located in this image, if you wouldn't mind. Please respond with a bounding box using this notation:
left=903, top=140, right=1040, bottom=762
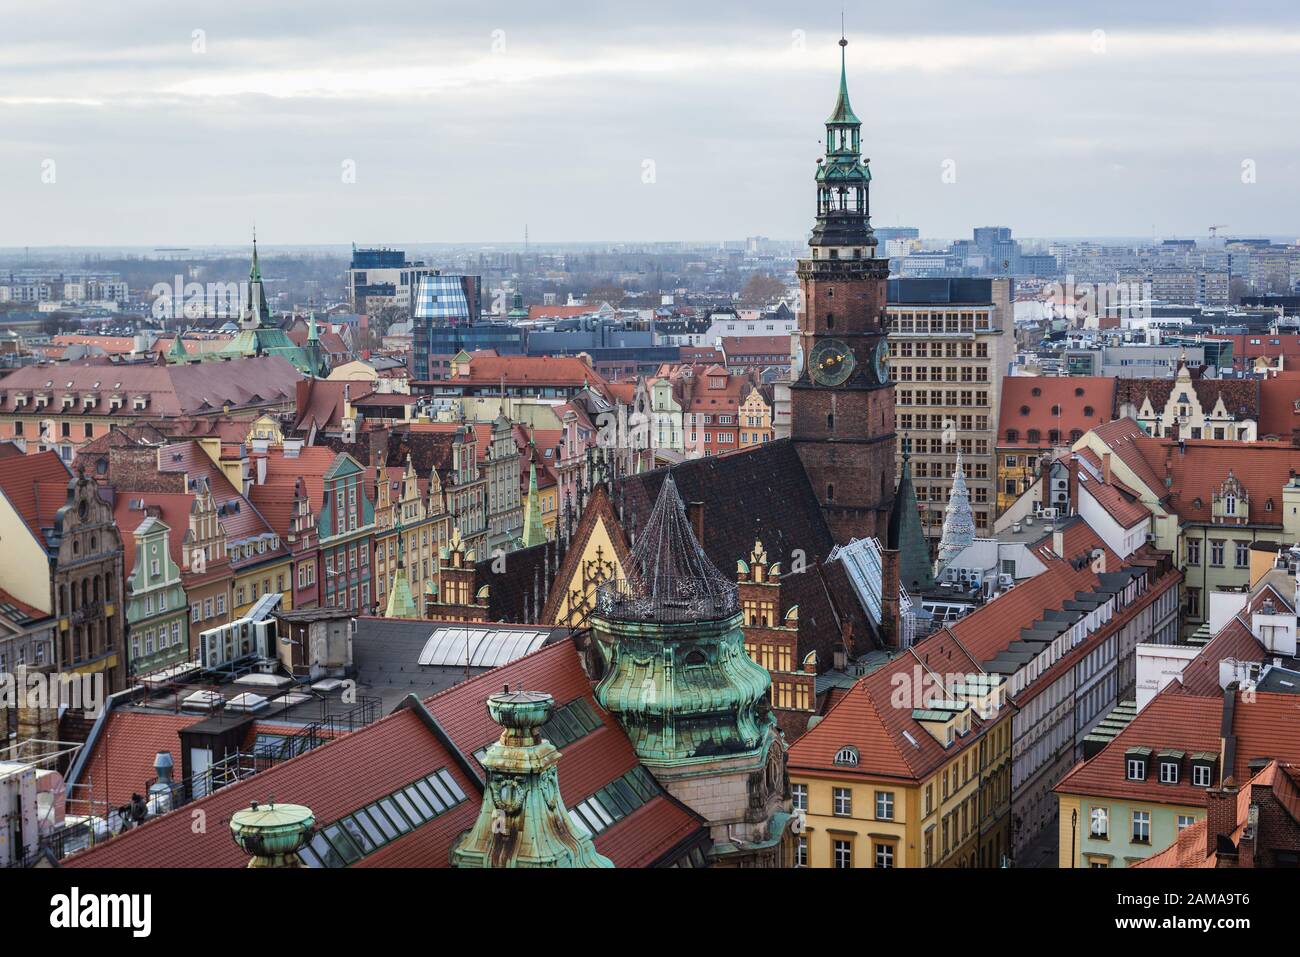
left=1210, top=540, right=1225, bottom=567
left=833, top=746, right=859, bottom=766
left=1132, top=811, right=1150, bottom=844
left=833, top=839, right=852, bottom=869
left=791, top=783, right=807, bottom=812
left=1159, top=761, right=1179, bottom=784
left=874, top=843, right=895, bottom=868
left=1177, top=815, right=1196, bottom=832
left=1126, top=758, right=1145, bottom=781
left=797, top=835, right=808, bottom=867
left=1192, top=764, right=1212, bottom=788
left=1235, top=541, right=1249, bottom=568
left=875, top=791, right=894, bottom=821
left=1186, top=539, right=1200, bottom=565
left=833, top=787, right=852, bottom=817
left=1090, top=806, right=1109, bottom=839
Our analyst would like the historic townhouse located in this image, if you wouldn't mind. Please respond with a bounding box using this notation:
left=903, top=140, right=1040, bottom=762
left=116, top=508, right=189, bottom=676
left=0, top=453, right=128, bottom=694
left=1075, top=417, right=1300, bottom=630
left=996, top=376, right=1117, bottom=515
left=0, top=354, right=301, bottom=462
left=788, top=628, right=1012, bottom=868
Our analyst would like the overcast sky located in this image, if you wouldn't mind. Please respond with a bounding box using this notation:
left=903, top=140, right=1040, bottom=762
left=3, top=0, right=1299, bottom=248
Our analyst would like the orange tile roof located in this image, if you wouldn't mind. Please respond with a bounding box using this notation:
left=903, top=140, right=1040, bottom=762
left=1178, top=617, right=1266, bottom=696
left=789, top=634, right=989, bottom=784
left=1055, top=685, right=1222, bottom=805
left=998, top=376, right=1116, bottom=447
left=0, top=450, right=72, bottom=545
left=67, top=711, right=202, bottom=816
left=1258, top=376, right=1300, bottom=440
left=1077, top=470, right=1149, bottom=530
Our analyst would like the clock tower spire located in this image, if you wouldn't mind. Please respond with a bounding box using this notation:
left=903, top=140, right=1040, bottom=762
left=791, top=33, right=896, bottom=544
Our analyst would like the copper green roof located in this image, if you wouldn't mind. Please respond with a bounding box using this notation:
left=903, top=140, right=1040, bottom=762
left=826, top=37, right=860, bottom=126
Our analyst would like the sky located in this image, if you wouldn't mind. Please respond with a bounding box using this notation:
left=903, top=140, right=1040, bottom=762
left=2, top=0, right=1299, bottom=248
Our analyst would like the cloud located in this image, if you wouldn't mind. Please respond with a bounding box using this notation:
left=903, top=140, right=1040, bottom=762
left=3, top=2, right=1299, bottom=246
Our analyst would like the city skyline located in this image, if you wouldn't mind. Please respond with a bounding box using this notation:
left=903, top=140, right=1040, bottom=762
left=4, top=1, right=1300, bottom=247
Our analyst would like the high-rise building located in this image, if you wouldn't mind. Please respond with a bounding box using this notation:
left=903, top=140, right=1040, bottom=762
left=790, top=36, right=896, bottom=544
left=347, top=246, right=434, bottom=314
left=887, top=277, right=1014, bottom=538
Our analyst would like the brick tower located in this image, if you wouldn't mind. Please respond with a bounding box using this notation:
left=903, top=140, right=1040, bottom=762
left=791, top=35, right=896, bottom=543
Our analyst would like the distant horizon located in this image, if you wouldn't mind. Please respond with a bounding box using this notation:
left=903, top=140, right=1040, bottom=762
left=2, top=232, right=1297, bottom=262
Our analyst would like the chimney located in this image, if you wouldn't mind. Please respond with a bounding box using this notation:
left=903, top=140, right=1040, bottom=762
left=1205, top=783, right=1239, bottom=862
left=256, top=455, right=267, bottom=486
left=687, top=500, right=705, bottom=547
left=1102, top=451, right=1112, bottom=484
left=1052, top=528, right=1065, bottom=559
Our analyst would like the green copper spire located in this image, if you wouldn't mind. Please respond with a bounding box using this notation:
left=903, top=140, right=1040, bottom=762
left=307, top=311, right=319, bottom=342
left=887, top=437, right=936, bottom=594
left=249, top=229, right=262, bottom=283
left=826, top=34, right=860, bottom=126
left=384, top=555, right=419, bottom=619
left=521, top=434, right=545, bottom=548
left=451, top=690, right=613, bottom=868
left=166, top=332, right=189, bottom=363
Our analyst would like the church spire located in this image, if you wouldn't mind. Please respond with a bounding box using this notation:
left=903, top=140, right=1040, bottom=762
left=250, top=229, right=262, bottom=283
left=888, top=438, right=936, bottom=594
left=166, top=332, right=189, bottom=364
left=521, top=433, right=545, bottom=548
left=935, top=452, right=976, bottom=575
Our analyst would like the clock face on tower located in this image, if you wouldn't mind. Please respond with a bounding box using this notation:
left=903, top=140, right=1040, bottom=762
left=808, top=337, right=856, bottom=387
left=873, top=338, right=889, bottom=384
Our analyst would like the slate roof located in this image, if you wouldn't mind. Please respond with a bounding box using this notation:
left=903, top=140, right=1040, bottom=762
left=618, top=438, right=879, bottom=665
left=1115, top=376, right=1260, bottom=421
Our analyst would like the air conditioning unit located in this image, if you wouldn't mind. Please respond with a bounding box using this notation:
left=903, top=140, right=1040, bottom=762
left=998, top=574, right=1014, bottom=588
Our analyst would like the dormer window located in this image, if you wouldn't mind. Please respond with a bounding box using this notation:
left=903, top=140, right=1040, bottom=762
left=833, top=746, right=859, bottom=767
left=1125, top=748, right=1150, bottom=781
left=1190, top=753, right=1216, bottom=788
left=1157, top=750, right=1182, bottom=784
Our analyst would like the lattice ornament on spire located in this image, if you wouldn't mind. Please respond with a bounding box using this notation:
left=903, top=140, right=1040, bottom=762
left=597, top=473, right=738, bottom=623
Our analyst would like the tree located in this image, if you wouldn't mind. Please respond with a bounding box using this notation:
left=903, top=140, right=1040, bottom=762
left=741, top=272, right=786, bottom=305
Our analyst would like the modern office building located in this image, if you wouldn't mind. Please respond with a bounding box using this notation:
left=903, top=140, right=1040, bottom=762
left=887, top=278, right=1014, bottom=539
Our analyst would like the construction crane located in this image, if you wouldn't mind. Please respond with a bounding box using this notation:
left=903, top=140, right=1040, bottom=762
left=1208, top=224, right=1229, bottom=239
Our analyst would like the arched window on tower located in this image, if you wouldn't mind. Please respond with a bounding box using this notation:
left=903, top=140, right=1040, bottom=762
left=827, top=412, right=834, bottom=431
left=827, top=483, right=835, bottom=502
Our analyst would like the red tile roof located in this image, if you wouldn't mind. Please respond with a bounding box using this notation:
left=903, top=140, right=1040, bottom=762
left=0, top=450, right=72, bottom=545
left=789, top=632, right=989, bottom=784
left=1135, top=760, right=1300, bottom=868
left=66, top=711, right=202, bottom=816
left=1258, top=375, right=1300, bottom=440
left=64, top=706, right=480, bottom=868
left=1178, top=617, right=1266, bottom=697
left=1055, top=685, right=1222, bottom=805
left=1078, top=471, right=1149, bottom=530
left=423, top=639, right=706, bottom=866
left=0, top=356, right=300, bottom=418
left=1227, top=689, right=1300, bottom=784
left=66, top=638, right=706, bottom=869
left=998, top=376, right=1116, bottom=447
